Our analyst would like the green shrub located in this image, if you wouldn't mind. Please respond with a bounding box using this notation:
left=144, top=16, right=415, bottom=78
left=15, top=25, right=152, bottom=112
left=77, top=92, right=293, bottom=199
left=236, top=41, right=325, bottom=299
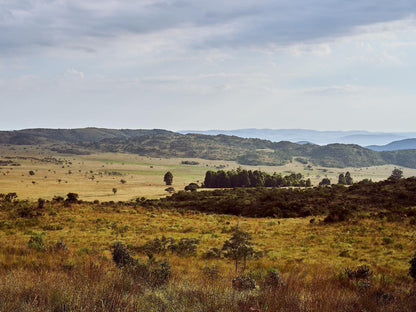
left=111, top=241, right=135, bottom=268
left=409, top=252, right=416, bottom=281
left=28, top=233, right=45, bottom=251
left=201, top=247, right=222, bottom=259
left=112, top=241, right=171, bottom=288
left=169, top=238, right=200, bottom=256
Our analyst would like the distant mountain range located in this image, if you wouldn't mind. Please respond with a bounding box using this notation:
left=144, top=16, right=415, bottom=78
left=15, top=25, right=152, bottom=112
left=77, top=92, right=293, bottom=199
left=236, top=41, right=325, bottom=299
left=179, top=129, right=416, bottom=146
left=1, top=127, right=416, bottom=169
left=366, top=138, right=416, bottom=151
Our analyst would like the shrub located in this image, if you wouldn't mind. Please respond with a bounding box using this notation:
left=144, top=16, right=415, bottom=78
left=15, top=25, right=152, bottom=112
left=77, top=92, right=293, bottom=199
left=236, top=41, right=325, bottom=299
left=262, top=269, right=285, bottom=289
left=50, top=240, right=68, bottom=252
left=409, top=252, right=416, bottom=281
left=201, top=263, right=220, bottom=281
left=138, top=236, right=174, bottom=257
left=201, top=247, right=222, bottom=259
left=345, top=265, right=373, bottom=280
left=184, top=183, right=199, bottom=192
left=169, top=238, right=200, bottom=256
left=111, top=241, right=171, bottom=288
left=111, top=241, right=135, bottom=268
left=15, top=203, right=38, bottom=218
left=52, top=196, right=64, bottom=203
left=148, top=259, right=171, bottom=288
left=232, top=275, right=256, bottom=291
left=65, top=193, right=79, bottom=203
left=37, top=198, right=45, bottom=209
left=28, top=233, right=45, bottom=251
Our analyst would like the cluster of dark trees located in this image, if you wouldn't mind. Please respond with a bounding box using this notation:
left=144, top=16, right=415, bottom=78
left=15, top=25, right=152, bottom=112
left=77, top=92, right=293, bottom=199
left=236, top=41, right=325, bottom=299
left=338, top=172, right=353, bottom=185
left=203, top=169, right=311, bottom=188
left=141, top=175, right=416, bottom=219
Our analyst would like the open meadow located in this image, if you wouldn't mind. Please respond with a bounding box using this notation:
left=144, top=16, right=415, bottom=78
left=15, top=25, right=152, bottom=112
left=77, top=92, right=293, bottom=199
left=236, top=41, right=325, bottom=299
left=1, top=146, right=416, bottom=311
left=1, top=145, right=415, bottom=201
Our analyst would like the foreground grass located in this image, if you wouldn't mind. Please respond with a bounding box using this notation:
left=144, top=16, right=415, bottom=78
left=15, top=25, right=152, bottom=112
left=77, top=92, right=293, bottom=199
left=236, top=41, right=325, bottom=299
left=0, top=201, right=415, bottom=311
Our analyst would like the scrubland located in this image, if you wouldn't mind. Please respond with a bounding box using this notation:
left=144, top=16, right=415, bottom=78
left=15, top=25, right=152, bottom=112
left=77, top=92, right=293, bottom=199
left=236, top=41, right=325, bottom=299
left=1, top=149, right=416, bottom=311
left=0, top=198, right=415, bottom=311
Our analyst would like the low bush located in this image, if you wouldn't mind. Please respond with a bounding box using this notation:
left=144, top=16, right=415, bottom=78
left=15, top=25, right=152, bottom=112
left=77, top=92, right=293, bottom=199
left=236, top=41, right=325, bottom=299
left=232, top=275, right=256, bottom=291
left=409, top=252, right=416, bottom=281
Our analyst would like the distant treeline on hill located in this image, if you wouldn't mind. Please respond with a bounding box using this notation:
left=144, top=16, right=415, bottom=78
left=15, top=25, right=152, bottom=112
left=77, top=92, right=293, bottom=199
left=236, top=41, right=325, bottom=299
left=203, top=169, right=311, bottom=188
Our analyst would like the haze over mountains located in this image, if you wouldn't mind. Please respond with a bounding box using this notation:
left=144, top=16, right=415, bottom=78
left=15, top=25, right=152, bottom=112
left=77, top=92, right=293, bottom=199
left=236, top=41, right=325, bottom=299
left=180, top=129, right=416, bottom=146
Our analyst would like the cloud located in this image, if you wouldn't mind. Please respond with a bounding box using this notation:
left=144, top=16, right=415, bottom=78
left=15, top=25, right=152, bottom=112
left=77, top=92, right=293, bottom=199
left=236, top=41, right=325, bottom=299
left=302, top=84, right=362, bottom=96
left=1, top=0, right=415, bottom=56
left=67, top=68, right=84, bottom=79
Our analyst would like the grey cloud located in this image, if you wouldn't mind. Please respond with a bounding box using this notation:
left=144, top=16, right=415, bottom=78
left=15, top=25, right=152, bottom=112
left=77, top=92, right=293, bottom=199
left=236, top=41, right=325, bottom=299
left=0, top=0, right=415, bottom=54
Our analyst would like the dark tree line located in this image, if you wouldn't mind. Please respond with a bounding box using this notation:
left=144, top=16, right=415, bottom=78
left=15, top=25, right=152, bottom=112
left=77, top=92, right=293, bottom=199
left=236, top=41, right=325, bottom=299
left=203, top=168, right=311, bottom=188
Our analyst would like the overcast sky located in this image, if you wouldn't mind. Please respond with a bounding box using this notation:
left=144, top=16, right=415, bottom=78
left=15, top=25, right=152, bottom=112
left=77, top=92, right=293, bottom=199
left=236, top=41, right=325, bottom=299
left=1, top=0, right=416, bottom=131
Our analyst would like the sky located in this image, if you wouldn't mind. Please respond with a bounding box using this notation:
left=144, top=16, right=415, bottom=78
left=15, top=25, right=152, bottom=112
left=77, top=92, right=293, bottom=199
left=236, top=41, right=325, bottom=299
left=1, top=0, right=416, bottom=131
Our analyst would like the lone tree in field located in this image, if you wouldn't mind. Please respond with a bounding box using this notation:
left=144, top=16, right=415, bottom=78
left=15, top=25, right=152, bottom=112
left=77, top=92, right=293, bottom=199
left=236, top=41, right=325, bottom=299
left=389, top=168, right=403, bottom=181
left=164, top=171, right=173, bottom=185
left=222, top=229, right=254, bottom=273
left=112, top=188, right=117, bottom=195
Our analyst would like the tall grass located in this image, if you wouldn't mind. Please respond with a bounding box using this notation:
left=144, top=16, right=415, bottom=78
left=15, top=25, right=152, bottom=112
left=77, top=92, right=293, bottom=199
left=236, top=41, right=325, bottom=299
left=1, top=201, right=416, bottom=311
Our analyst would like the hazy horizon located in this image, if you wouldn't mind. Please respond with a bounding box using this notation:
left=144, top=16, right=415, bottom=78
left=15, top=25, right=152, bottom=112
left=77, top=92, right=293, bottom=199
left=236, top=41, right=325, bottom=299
left=1, top=1, right=416, bottom=131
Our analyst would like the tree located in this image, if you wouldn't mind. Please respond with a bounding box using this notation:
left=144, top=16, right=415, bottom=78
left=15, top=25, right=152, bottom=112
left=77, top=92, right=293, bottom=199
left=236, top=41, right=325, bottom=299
left=222, top=229, right=255, bottom=272
left=112, top=188, right=117, bottom=195
left=65, top=192, right=79, bottom=203
left=29, top=170, right=35, bottom=176
left=164, top=171, right=173, bottom=185
left=345, top=171, right=353, bottom=185
left=338, top=173, right=346, bottom=185
left=319, top=178, right=331, bottom=186
left=389, top=168, right=403, bottom=180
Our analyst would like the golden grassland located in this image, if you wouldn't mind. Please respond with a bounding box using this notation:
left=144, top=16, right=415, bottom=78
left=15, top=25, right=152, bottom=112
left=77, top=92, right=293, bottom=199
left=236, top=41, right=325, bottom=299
left=1, top=147, right=416, bottom=311
left=0, top=200, right=416, bottom=311
left=1, top=145, right=416, bottom=201
left=1, top=203, right=415, bottom=277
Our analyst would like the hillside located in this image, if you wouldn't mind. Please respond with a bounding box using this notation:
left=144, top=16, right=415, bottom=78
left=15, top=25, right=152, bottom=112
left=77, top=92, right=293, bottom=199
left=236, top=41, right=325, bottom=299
left=180, top=128, right=416, bottom=146
left=1, top=128, right=416, bottom=168
left=82, top=132, right=412, bottom=168
left=0, top=128, right=173, bottom=145
left=367, top=138, right=416, bottom=151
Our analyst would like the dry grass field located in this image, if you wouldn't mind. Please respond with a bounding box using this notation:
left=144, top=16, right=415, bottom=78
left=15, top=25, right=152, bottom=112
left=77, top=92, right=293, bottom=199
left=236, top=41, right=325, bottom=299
left=0, top=201, right=415, bottom=311
left=1, top=146, right=416, bottom=311
left=1, top=145, right=416, bottom=201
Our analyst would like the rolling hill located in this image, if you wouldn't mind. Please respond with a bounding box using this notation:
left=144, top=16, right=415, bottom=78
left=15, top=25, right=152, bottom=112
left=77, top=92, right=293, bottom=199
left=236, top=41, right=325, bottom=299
left=1, top=128, right=416, bottom=168
left=179, top=129, right=416, bottom=146
left=367, top=138, right=416, bottom=151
